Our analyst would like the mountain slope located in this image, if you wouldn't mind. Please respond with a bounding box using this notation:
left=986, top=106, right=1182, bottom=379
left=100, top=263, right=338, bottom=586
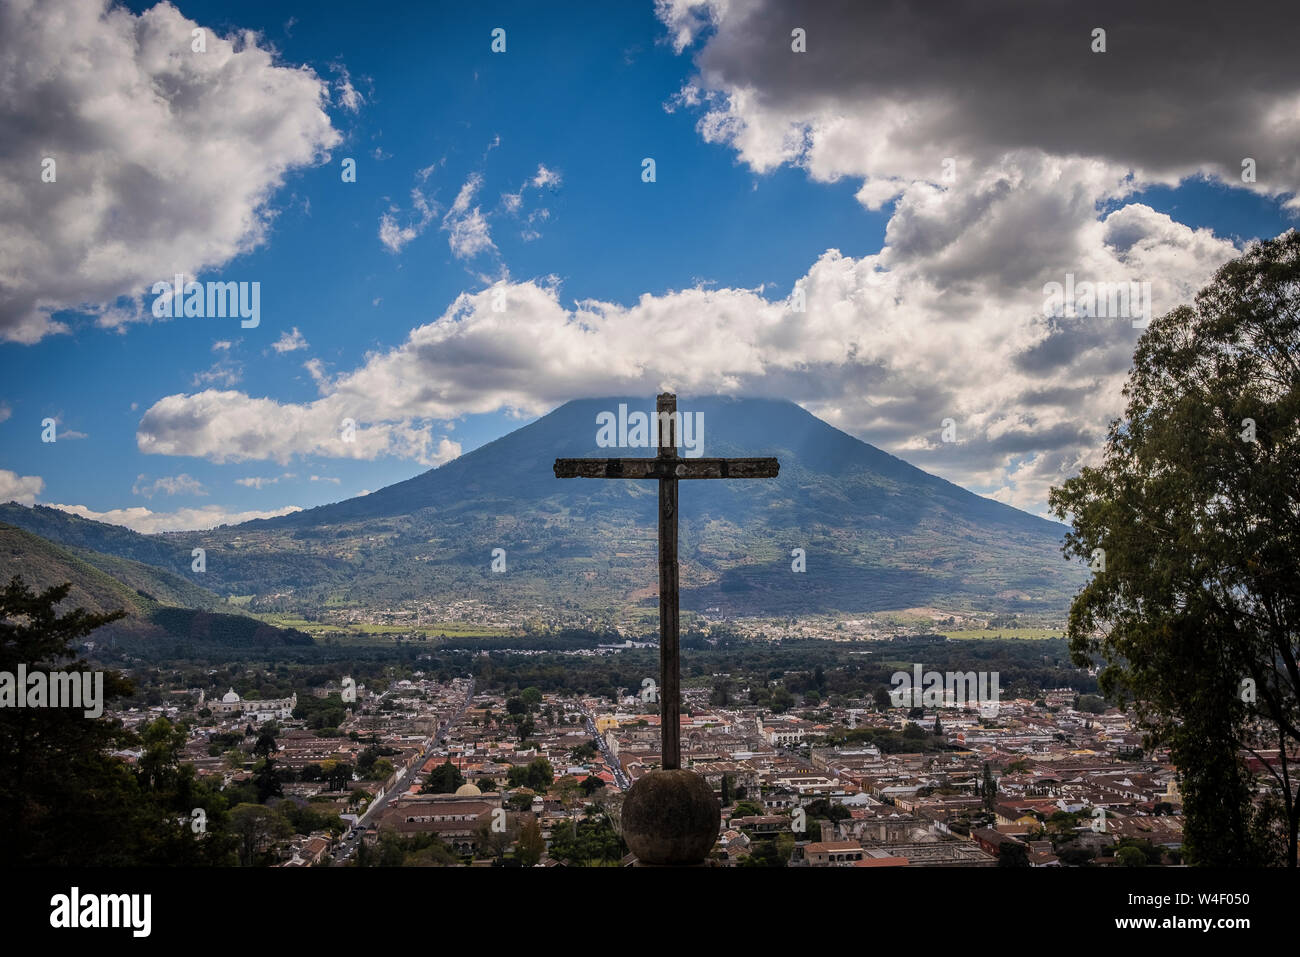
left=0, top=523, right=312, bottom=649
left=1, top=522, right=209, bottom=617
left=236, top=396, right=1085, bottom=617
left=260, top=396, right=1061, bottom=535
left=0, top=503, right=351, bottom=593
left=0, top=396, right=1087, bottom=619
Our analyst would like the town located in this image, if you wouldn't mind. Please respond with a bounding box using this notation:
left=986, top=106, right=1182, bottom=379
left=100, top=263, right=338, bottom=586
left=103, top=639, right=1193, bottom=867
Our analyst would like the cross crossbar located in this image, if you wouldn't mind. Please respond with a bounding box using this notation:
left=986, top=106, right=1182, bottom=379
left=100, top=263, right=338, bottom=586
left=553, top=457, right=779, bottom=480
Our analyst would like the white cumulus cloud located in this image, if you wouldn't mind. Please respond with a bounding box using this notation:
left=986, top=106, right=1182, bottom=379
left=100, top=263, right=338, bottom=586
left=48, top=502, right=302, bottom=533
left=0, top=468, right=44, bottom=505
left=132, top=473, right=207, bottom=498
left=272, top=327, right=308, bottom=353
left=137, top=388, right=462, bottom=467
left=0, top=0, right=342, bottom=343
left=442, top=174, right=497, bottom=260
left=135, top=178, right=1238, bottom=518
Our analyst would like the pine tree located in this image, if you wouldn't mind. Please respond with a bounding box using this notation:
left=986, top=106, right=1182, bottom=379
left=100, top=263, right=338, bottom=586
left=517, top=817, right=545, bottom=866
left=982, top=763, right=998, bottom=812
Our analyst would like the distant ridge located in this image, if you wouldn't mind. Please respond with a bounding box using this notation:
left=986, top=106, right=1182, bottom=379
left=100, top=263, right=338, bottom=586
left=0, top=522, right=312, bottom=650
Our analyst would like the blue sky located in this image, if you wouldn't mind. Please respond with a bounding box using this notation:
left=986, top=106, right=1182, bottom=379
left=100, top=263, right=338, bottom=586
left=1, top=0, right=1296, bottom=530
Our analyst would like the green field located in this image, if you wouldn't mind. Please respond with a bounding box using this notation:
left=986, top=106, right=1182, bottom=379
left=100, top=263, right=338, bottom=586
left=261, top=616, right=510, bottom=639
left=940, top=627, right=1064, bottom=640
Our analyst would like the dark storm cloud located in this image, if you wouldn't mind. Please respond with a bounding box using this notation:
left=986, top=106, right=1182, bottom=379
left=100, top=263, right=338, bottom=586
left=683, top=0, right=1300, bottom=194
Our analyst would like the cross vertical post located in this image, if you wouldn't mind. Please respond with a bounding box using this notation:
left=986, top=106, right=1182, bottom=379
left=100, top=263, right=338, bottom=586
left=553, top=393, right=779, bottom=781
left=656, top=392, right=681, bottom=770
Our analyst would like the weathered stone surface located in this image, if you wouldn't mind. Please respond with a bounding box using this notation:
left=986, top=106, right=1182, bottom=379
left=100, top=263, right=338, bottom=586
left=621, top=769, right=720, bottom=865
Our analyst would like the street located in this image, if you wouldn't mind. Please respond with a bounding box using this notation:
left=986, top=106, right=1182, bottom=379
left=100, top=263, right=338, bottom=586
left=331, top=677, right=474, bottom=865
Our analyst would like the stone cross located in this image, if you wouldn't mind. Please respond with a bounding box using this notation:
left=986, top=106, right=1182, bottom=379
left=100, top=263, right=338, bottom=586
left=554, top=393, right=779, bottom=769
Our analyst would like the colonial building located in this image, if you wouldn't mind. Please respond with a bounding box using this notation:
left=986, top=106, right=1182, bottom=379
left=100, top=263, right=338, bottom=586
left=803, top=841, right=866, bottom=866
left=206, top=688, right=298, bottom=721
left=377, top=792, right=498, bottom=855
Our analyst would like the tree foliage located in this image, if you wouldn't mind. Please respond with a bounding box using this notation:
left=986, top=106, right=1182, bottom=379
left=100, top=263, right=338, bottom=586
left=507, top=757, right=554, bottom=792
left=547, top=811, right=626, bottom=865
left=516, top=816, right=545, bottom=866
left=1050, top=232, right=1300, bottom=866
left=0, top=577, right=238, bottom=865
left=425, top=760, right=465, bottom=794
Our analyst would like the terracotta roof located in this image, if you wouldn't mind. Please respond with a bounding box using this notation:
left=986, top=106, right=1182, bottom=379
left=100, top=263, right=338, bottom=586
left=805, top=841, right=863, bottom=853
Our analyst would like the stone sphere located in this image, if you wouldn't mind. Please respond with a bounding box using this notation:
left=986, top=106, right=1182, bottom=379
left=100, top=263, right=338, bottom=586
left=621, top=769, right=720, bottom=865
